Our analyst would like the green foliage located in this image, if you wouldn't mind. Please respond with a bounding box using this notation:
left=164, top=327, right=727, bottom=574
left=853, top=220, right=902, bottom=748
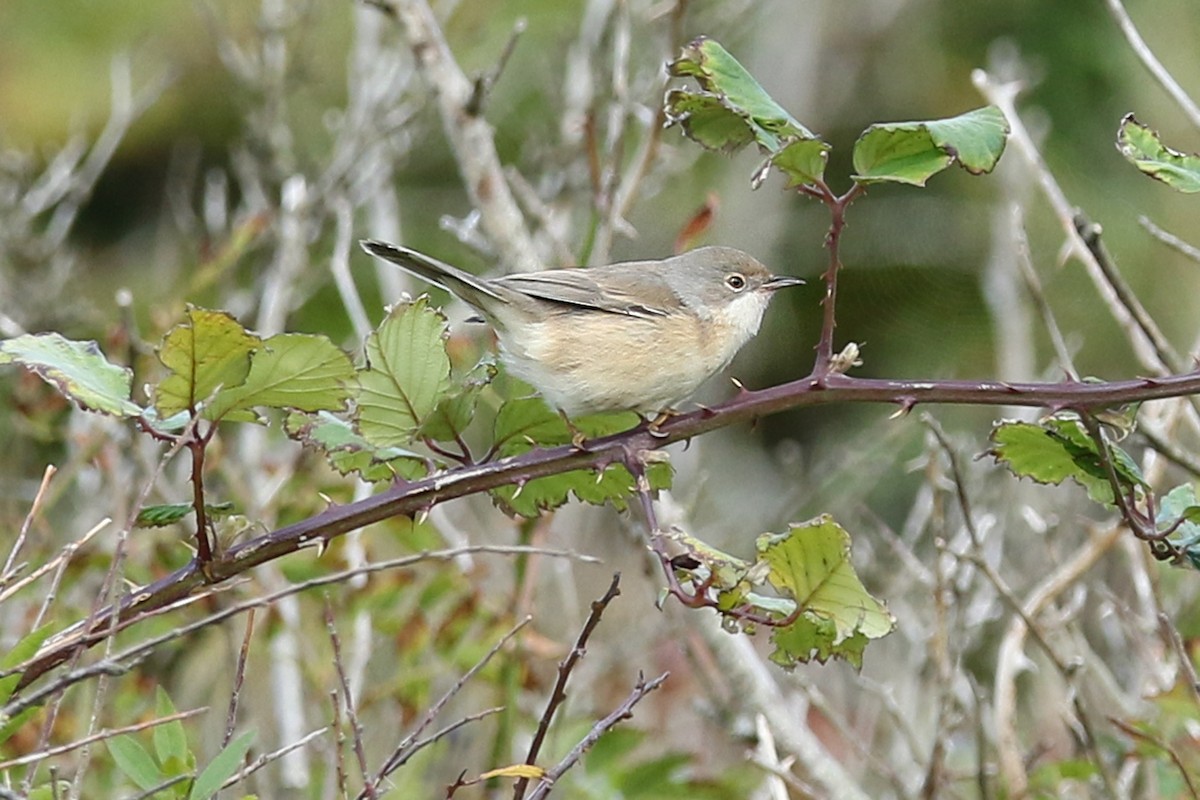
left=154, top=307, right=258, bottom=419
left=0, top=332, right=142, bottom=417
left=136, top=501, right=235, bottom=528
left=989, top=414, right=1148, bottom=506
left=666, top=36, right=1006, bottom=192
left=0, top=624, right=56, bottom=746
left=489, top=398, right=671, bottom=515
left=1156, top=484, right=1200, bottom=570
left=356, top=297, right=453, bottom=446
left=851, top=106, right=1009, bottom=185
left=1117, top=113, right=1200, bottom=193
left=102, top=686, right=255, bottom=799
left=666, top=36, right=830, bottom=187
left=667, top=515, right=894, bottom=668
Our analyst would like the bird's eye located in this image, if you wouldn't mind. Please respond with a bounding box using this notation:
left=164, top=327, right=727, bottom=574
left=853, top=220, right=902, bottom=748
left=725, top=273, right=747, bottom=291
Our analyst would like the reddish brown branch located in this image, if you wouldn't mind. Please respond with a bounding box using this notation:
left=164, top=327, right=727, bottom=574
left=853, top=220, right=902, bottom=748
left=13, top=367, right=1200, bottom=692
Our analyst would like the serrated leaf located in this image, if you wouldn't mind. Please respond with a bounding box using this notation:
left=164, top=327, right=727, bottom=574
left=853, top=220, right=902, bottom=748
left=135, top=501, right=235, bottom=528
left=489, top=399, right=665, bottom=516
left=356, top=298, right=452, bottom=446
left=0, top=332, right=142, bottom=417
left=418, top=361, right=496, bottom=442
left=203, top=333, right=354, bottom=422
left=665, top=36, right=830, bottom=187
left=990, top=416, right=1147, bottom=505
left=1156, top=484, right=1200, bottom=570
left=758, top=516, right=894, bottom=668
left=107, top=735, right=167, bottom=791
left=852, top=106, right=1008, bottom=185
left=1117, top=114, right=1200, bottom=193
left=188, top=729, right=255, bottom=800
left=491, top=461, right=671, bottom=517
left=286, top=410, right=427, bottom=482
left=155, top=307, right=260, bottom=418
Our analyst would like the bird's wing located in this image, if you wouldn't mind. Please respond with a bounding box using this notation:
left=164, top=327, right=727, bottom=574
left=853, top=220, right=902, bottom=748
left=495, top=266, right=675, bottom=319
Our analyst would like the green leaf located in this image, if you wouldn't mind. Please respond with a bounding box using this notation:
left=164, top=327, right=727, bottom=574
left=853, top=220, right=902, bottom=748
left=153, top=687, right=191, bottom=773
left=203, top=333, right=355, bottom=423
left=135, top=501, right=235, bottom=528
left=759, top=516, right=894, bottom=669
left=0, top=623, right=55, bottom=702
left=107, top=734, right=167, bottom=791
left=417, top=361, right=496, bottom=443
left=188, top=729, right=255, bottom=800
left=0, top=624, right=55, bottom=745
left=356, top=298, right=453, bottom=446
left=665, top=36, right=830, bottom=187
left=990, top=416, right=1147, bottom=505
left=488, top=399, right=667, bottom=516
left=285, top=410, right=428, bottom=482
left=1117, top=114, right=1200, bottom=193
left=155, top=307, right=260, bottom=418
left=1156, top=484, right=1200, bottom=570
left=852, top=106, right=1009, bottom=185
left=0, top=332, right=142, bottom=417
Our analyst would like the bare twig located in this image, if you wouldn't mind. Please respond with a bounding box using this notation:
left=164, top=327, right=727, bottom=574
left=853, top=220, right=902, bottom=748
left=1103, top=0, right=1200, bottom=131
left=513, top=575, right=621, bottom=800
left=0, top=707, right=207, bottom=770
left=376, top=0, right=539, bottom=270
left=2, top=464, right=56, bottom=582
left=326, top=598, right=373, bottom=797
left=525, top=671, right=669, bottom=800
left=364, top=618, right=530, bottom=797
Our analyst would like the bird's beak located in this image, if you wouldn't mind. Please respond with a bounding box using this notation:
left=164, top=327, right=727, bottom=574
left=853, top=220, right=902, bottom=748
left=764, top=275, right=805, bottom=291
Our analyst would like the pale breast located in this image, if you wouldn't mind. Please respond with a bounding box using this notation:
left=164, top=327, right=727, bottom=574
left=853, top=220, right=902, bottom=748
left=497, top=309, right=734, bottom=416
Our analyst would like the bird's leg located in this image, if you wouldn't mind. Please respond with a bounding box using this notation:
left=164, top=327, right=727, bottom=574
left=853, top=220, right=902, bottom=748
left=558, top=409, right=588, bottom=450
left=646, top=408, right=677, bottom=439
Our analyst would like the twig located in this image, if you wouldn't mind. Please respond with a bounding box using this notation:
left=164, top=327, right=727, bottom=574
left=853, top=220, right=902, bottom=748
left=973, top=70, right=1171, bottom=376
left=2, top=464, right=56, bottom=581
left=219, top=726, right=330, bottom=793
left=1139, top=216, right=1200, bottom=266
left=326, top=598, right=373, bottom=797
left=224, top=609, right=256, bottom=747
left=0, top=516, right=108, bottom=604
left=513, top=574, right=622, bottom=800
left=990, top=523, right=1124, bottom=796
left=0, top=707, right=207, bottom=770
left=364, top=618, right=530, bottom=797
left=525, top=671, right=669, bottom=800
left=1108, top=716, right=1200, bottom=800
left=1158, top=611, right=1200, bottom=704
left=377, top=0, right=539, bottom=270
left=1103, top=0, right=1200, bottom=131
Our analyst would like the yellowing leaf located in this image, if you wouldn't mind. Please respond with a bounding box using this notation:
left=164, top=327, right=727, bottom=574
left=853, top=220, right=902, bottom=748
left=155, top=307, right=259, bottom=417
left=204, top=333, right=355, bottom=422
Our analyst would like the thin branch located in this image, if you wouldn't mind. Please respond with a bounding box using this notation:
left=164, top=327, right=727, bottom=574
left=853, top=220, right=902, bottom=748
left=375, top=0, right=539, bottom=270
left=2, top=464, right=56, bottom=581
left=525, top=671, right=669, bottom=800
left=0, top=707, right=207, bottom=770
left=364, top=617, right=531, bottom=797
left=17, top=367, right=1200, bottom=691
left=1103, top=0, right=1200, bottom=131
left=514, top=574, right=622, bottom=800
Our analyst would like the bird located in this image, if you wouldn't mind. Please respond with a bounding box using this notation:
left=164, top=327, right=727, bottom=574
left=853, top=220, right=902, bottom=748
left=361, top=239, right=802, bottom=418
